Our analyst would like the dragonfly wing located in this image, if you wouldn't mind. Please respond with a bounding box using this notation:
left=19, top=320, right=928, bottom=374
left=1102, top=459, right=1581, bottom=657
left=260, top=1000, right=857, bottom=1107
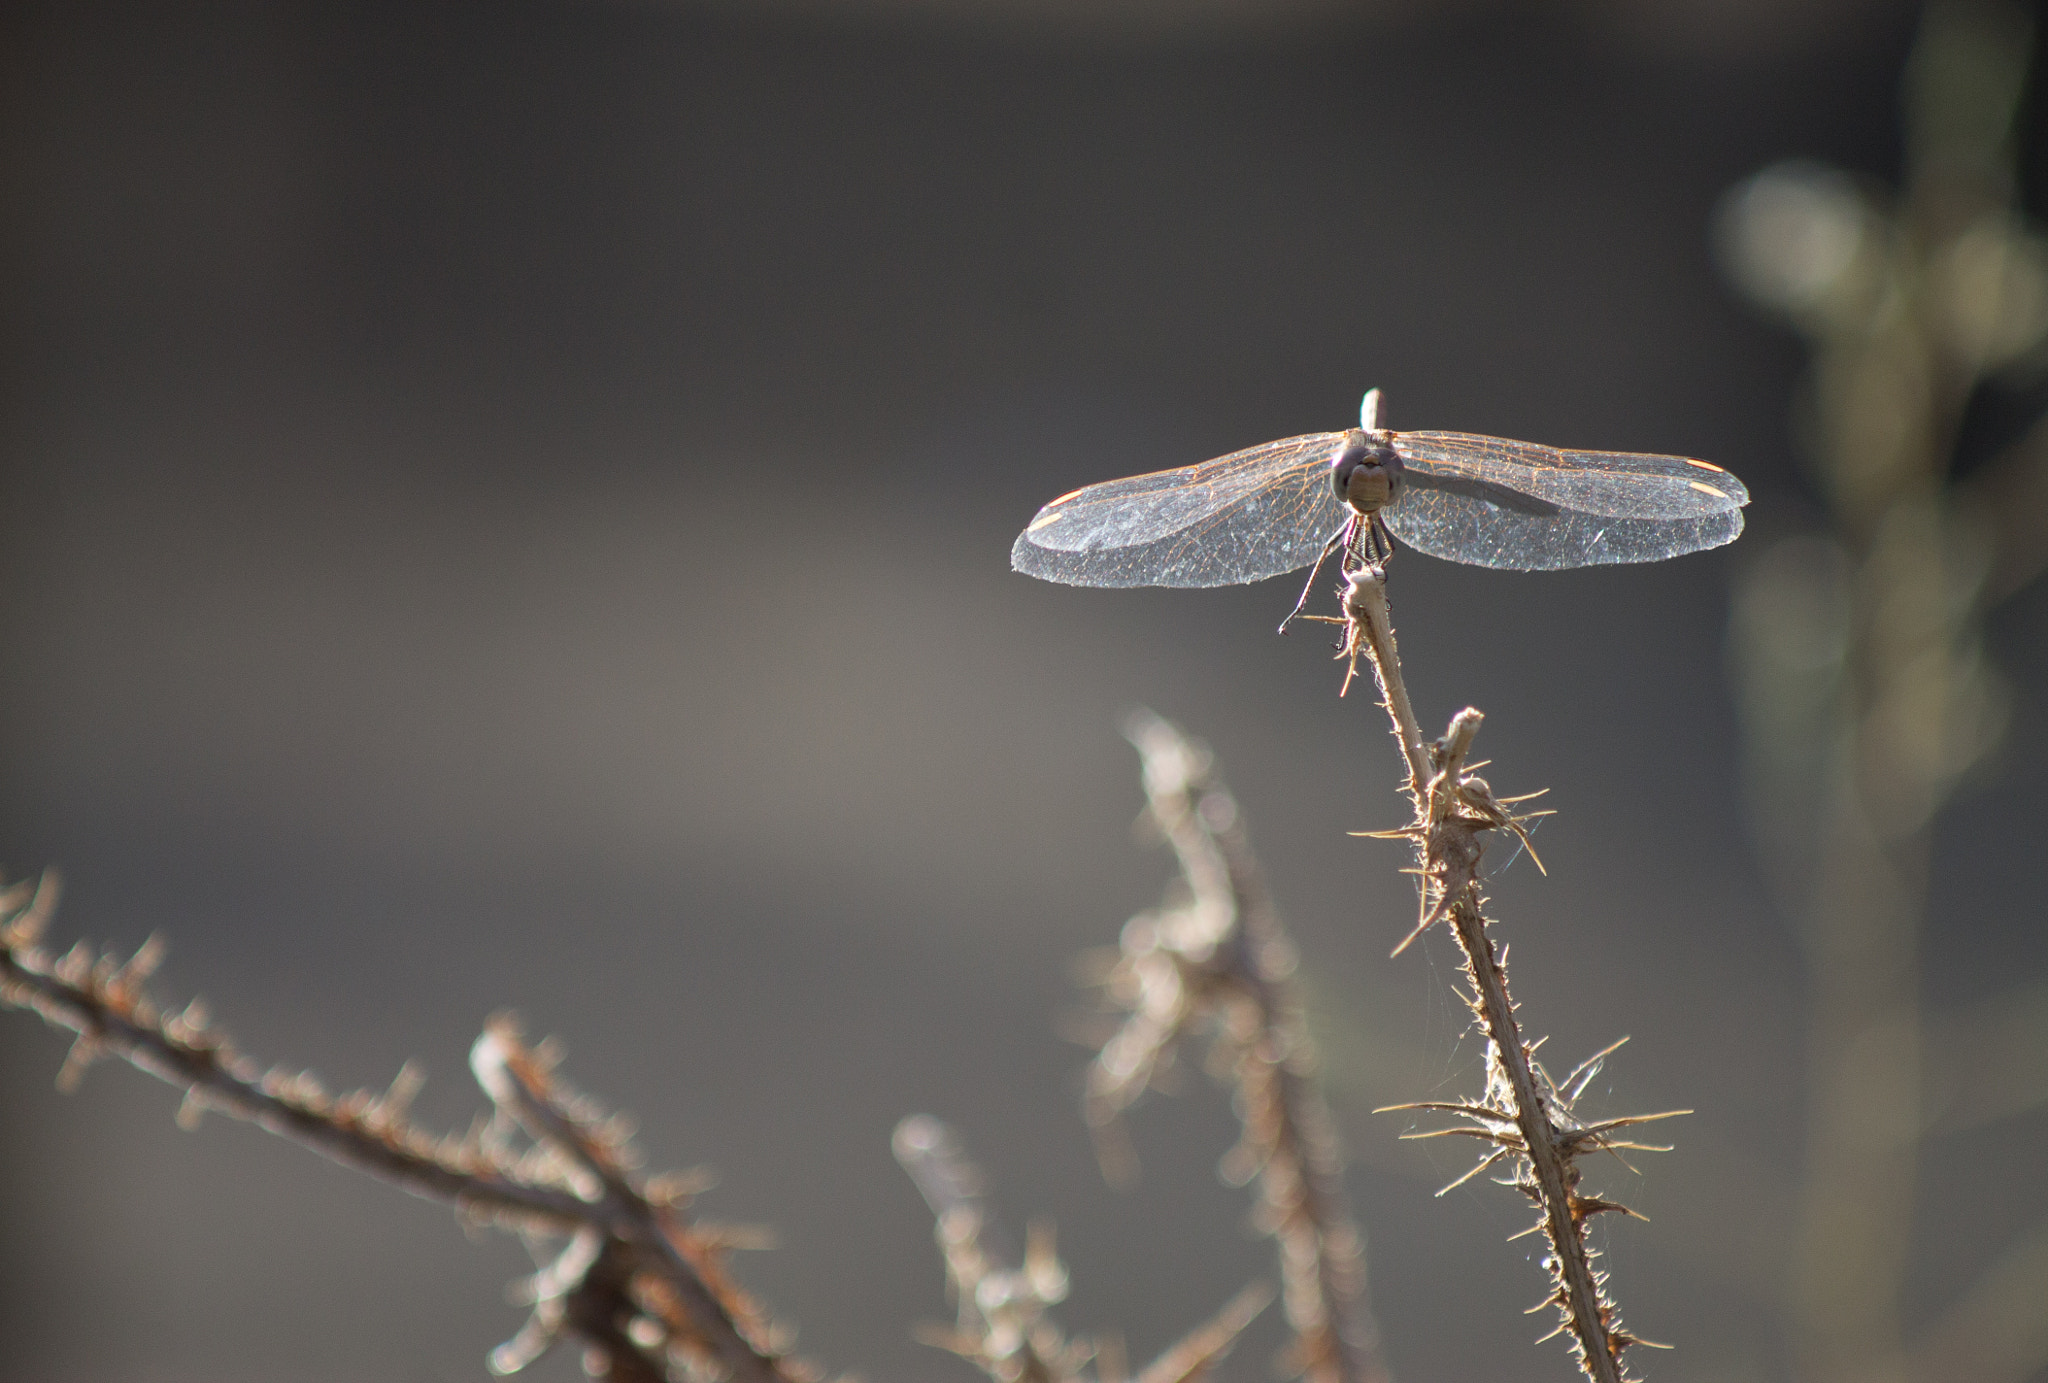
left=1383, top=485, right=1745, bottom=569
left=1011, top=433, right=1348, bottom=588
left=1394, top=432, right=1749, bottom=520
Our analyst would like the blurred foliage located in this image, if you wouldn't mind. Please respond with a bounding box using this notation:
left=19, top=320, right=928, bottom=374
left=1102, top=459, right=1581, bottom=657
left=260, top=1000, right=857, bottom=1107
left=1718, top=4, right=2048, bottom=1381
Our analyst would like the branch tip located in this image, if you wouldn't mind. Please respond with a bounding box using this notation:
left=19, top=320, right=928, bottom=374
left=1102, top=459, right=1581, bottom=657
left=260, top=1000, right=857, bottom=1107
left=1, top=881, right=804, bottom=1383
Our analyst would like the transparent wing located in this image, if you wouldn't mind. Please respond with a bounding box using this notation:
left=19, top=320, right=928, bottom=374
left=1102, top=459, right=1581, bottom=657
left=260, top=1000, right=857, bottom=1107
left=1382, top=485, right=1746, bottom=570
left=1393, top=432, right=1748, bottom=520
left=1011, top=432, right=1348, bottom=588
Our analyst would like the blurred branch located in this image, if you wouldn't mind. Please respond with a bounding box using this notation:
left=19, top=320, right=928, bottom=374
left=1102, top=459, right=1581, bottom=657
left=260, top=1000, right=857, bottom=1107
left=895, top=1113, right=1080, bottom=1383
left=892, top=1115, right=1272, bottom=1383
left=1342, top=568, right=1671, bottom=1383
left=1957, top=406, right=2048, bottom=600
left=1922, top=978, right=2048, bottom=1131
left=1085, top=711, right=1389, bottom=1383
left=1134, top=1283, right=1278, bottom=1383
left=0, top=872, right=804, bottom=1383
left=1718, top=4, right=2048, bottom=1381
left=1904, top=1214, right=2048, bottom=1383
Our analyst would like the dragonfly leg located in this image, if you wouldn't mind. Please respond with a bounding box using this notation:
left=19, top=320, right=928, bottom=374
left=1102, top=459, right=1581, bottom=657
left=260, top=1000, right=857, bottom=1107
left=1337, top=516, right=1367, bottom=573
left=1276, top=522, right=1354, bottom=635
left=1357, top=513, right=1394, bottom=567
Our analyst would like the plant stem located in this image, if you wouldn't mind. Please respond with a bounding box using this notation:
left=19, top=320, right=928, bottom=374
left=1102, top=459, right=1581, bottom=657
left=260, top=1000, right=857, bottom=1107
left=1347, top=570, right=1634, bottom=1383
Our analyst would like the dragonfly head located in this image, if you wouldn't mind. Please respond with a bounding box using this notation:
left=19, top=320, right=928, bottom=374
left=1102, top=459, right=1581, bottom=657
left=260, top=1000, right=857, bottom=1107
left=1330, top=429, right=1402, bottom=516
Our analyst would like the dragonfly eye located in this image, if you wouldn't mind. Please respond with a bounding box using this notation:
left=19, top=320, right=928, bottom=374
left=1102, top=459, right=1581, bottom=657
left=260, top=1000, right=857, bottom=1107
left=1329, top=436, right=1368, bottom=500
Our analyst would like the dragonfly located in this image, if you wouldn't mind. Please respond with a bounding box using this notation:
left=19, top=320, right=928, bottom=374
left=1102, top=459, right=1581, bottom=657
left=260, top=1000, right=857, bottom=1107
left=1011, top=390, right=1748, bottom=592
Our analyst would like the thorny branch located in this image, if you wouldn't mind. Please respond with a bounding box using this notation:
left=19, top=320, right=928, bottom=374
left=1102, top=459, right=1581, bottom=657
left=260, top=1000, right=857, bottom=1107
left=0, top=872, right=803, bottom=1383
left=892, top=1114, right=1272, bottom=1383
left=1085, top=711, right=1389, bottom=1383
left=1337, top=568, right=1683, bottom=1383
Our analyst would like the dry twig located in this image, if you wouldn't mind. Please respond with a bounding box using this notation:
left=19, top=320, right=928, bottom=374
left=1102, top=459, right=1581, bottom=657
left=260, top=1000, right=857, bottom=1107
left=1338, top=567, right=1679, bottom=1383
left=892, top=1114, right=1272, bottom=1383
left=0, top=871, right=804, bottom=1383
left=1084, top=712, right=1389, bottom=1383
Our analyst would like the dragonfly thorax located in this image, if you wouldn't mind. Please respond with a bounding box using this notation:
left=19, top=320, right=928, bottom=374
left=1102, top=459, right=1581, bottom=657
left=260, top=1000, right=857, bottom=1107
left=1330, top=429, right=1403, bottom=516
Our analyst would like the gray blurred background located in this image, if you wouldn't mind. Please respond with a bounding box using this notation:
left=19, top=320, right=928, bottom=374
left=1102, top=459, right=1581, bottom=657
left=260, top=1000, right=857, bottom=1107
left=3, top=1, right=2045, bottom=1381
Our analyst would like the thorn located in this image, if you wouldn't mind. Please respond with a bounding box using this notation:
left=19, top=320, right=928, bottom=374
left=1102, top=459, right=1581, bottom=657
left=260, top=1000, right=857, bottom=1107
left=1371, top=1099, right=1510, bottom=1120
left=1586, top=1109, right=1693, bottom=1131
left=56, top=1034, right=100, bottom=1093
left=1436, top=1149, right=1509, bottom=1195
left=1, top=869, right=62, bottom=948
left=1560, top=1037, right=1630, bottom=1101
left=911, top=1323, right=983, bottom=1356
left=1096, top=1332, right=1129, bottom=1383
left=693, top=1221, right=780, bottom=1252
left=1025, top=1218, right=1068, bottom=1303
left=645, top=1167, right=719, bottom=1206
left=0, top=877, right=34, bottom=919
left=376, top=1061, right=426, bottom=1126
left=107, top=934, right=166, bottom=1002
left=55, top=940, right=92, bottom=985
left=1389, top=892, right=1450, bottom=957
left=1573, top=1196, right=1648, bottom=1223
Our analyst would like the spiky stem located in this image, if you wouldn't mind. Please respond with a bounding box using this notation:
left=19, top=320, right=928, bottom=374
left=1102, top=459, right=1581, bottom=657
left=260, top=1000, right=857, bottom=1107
left=1345, top=570, right=1640, bottom=1383
left=0, top=874, right=797, bottom=1383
